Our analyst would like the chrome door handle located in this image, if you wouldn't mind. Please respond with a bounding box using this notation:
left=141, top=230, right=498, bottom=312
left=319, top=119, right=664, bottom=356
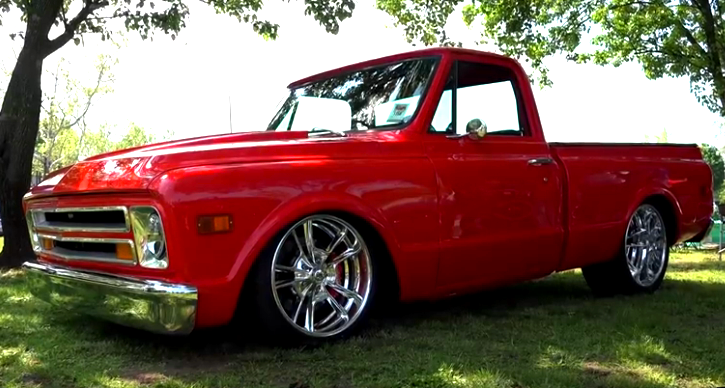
left=528, top=157, right=554, bottom=166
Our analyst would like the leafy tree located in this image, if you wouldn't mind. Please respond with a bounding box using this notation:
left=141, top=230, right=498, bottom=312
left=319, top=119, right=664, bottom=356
left=0, top=0, right=355, bottom=267
left=81, top=123, right=115, bottom=158
left=377, top=0, right=725, bottom=116
left=701, top=143, right=725, bottom=200
left=85, top=122, right=171, bottom=155
left=116, top=123, right=162, bottom=150
left=33, top=55, right=115, bottom=179
left=644, top=128, right=670, bottom=143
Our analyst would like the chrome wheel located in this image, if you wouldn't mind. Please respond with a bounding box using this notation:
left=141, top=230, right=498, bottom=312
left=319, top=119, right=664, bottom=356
left=270, top=215, right=373, bottom=338
left=625, top=204, right=667, bottom=287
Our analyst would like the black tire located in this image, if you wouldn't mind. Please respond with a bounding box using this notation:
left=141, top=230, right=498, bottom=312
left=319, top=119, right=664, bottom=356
left=246, top=214, right=379, bottom=345
left=582, top=204, right=669, bottom=296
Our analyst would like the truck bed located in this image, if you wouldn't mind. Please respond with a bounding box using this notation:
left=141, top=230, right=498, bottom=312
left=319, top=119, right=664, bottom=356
left=550, top=141, right=713, bottom=271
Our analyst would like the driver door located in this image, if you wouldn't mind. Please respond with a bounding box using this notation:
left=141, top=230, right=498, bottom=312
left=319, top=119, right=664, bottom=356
left=426, top=58, right=565, bottom=290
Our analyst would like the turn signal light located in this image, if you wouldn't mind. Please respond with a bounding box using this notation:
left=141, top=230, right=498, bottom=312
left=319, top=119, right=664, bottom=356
left=197, top=215, right=233, bottom=234
left=41, top=238, right=54, bottom=250
left=115, top=243, right=135, bottom=261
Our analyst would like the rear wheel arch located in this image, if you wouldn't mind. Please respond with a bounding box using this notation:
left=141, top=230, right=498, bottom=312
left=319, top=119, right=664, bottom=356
left=583, top=200, right=671, bottom=296
left=641, top=194, right=678, bottom=246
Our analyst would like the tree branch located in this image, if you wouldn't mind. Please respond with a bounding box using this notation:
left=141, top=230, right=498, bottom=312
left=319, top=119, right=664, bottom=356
left=42, top=0, right=109, bottom=57
left=66, top=60, right=107, bottom=128
left=607, top=0, right=697, bottom=11
left=673, top=18, right=708, bottom=56
left=633, top=48, right=697, bottom=60
left=33, top=151, right=46, bottom=163
left=85, top=15, right=122, bottom=22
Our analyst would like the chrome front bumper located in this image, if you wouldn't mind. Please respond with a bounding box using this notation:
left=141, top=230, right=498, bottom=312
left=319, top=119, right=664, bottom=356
left=22, top=261, right=198, bottom=334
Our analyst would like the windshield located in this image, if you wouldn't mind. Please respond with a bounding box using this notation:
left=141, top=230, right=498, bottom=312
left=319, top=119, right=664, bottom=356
left=266, top=57, right=438, bottom=133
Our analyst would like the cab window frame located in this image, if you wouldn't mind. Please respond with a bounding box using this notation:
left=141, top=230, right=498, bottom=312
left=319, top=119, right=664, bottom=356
left=427, top=60, right=531, bottom=137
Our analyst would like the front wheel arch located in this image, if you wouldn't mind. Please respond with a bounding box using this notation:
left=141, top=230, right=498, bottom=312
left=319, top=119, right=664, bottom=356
left=233, top=209, right=401, bottom=339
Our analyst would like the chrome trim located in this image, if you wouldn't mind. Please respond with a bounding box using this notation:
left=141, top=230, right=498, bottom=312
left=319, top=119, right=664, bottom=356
left=527, top=157, right=555, bottom=166
left=271, top=215, right=373, bottom=338
left=129, top=206, right=169, bottom=269
left=625, top=204, right=668, bottom=287
left=22, top=261, right=197, bottom=334
left=37, top=233, right=137, bottom=266
left=29, top=206, right=130, bottom=233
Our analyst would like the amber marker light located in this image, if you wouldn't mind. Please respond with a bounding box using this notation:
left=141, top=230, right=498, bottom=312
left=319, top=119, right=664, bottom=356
left=116, top=243, right=135, bottom=261
left=197, top=214, right=233, bottom=234
left=41, top=238, right=54, bottom=250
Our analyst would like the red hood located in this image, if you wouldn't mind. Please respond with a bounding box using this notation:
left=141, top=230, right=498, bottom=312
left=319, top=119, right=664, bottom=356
left=26, top=130, right=319, bottom=199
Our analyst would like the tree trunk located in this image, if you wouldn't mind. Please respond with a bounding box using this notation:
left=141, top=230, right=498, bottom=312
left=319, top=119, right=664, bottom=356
left=0, top=0, right=65, bottom=268
left=0, top=45, right=48, bottom=269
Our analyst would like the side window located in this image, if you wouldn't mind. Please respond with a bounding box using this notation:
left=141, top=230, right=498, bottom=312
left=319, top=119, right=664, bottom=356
left=430, top=61, right=525, bottom=137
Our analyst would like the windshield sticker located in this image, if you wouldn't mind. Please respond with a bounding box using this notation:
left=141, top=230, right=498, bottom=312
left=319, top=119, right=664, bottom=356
left=387, top=103, right=409, bottom=123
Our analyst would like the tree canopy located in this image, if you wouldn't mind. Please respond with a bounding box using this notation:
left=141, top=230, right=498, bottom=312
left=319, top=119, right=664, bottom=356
left=377, top=0, right=725, bottom=117
left=32, top=55, right=115, bottom=178
left=701, top=143, right=725, bottom=202
left=0, top=0, right=356, bottom=267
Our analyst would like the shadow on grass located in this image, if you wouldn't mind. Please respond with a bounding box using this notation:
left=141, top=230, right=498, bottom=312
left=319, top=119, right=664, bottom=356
left=2, top=266, right=724, bottom=388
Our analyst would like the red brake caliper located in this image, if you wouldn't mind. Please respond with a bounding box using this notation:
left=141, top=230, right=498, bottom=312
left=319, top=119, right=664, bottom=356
left=328, top=257, right=343, bottom=298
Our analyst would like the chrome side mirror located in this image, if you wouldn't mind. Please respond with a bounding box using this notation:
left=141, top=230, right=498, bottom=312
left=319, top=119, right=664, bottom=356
left=466, top=119, right=487, bottom=140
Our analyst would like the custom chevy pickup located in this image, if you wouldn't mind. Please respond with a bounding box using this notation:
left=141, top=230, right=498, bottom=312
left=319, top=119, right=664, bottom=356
left=22, top=47, right=714, bottom=343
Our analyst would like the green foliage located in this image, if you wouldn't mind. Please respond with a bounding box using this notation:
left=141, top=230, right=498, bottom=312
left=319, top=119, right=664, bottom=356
left=33, top=55, right=116, bottom=177
left=116, top=122, right=156, bottom=150
left=644, top=127, right=671, bottom=143
left=82, top=122, right=171, bottom=158
left=378, top=0, right=725, bottom=116
left=1, top=0, right=355, bottom=56
left=26, top=54, right=171, bottom=179
left=701, top=143, right=725, bottom=199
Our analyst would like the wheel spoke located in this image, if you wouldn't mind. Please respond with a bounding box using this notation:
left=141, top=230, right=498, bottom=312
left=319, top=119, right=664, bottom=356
left=627, top=228, right=647, bottom=239
left=327, top=227, right=348, bottom=254
left=638, top=256, right=649, bottom=281
left=626, top=244, right=648, bottom=248
left=275, top=279, right=298, bottom=290
left=292, top=232, right=313, bottom=267
left=304, top=290, right=316, bottom=332
left=328, top=282, right=363, bottom=305
left=325, top=290, right=349, bottom=322
left=293, top=283, right=313, bottom=323
left=304, top=220, right=316, bottom=263
left=275, top=264, right=309, bottom=278
left=331, top=243, right=361, bottom=266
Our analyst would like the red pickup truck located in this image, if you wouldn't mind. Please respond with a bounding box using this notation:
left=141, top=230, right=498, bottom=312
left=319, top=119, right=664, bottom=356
left=22, top=47, right=714, bottom=343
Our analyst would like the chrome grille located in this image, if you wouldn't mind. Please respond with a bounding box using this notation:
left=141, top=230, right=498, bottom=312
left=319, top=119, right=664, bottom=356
left=27, top=206, right=137, bottom=265
left=29, top=207, right=129, bottom=233
left=36, top=234, right=137, bottom=265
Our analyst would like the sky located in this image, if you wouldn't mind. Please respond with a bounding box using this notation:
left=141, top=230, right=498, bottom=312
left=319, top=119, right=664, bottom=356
left=1, top=0, right=723, bottom=146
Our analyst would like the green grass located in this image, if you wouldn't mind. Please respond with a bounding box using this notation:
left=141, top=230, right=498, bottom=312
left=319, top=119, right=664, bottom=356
left=2, top=251, right=725, bottom=388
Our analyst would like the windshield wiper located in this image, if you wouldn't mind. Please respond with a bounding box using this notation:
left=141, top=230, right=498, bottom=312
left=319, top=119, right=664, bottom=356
left=309, top=128, right=347, bottom=137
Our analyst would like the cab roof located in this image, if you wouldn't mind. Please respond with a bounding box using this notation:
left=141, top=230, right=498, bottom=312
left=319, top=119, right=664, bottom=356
left=287, top=47, right=518, bottom=89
